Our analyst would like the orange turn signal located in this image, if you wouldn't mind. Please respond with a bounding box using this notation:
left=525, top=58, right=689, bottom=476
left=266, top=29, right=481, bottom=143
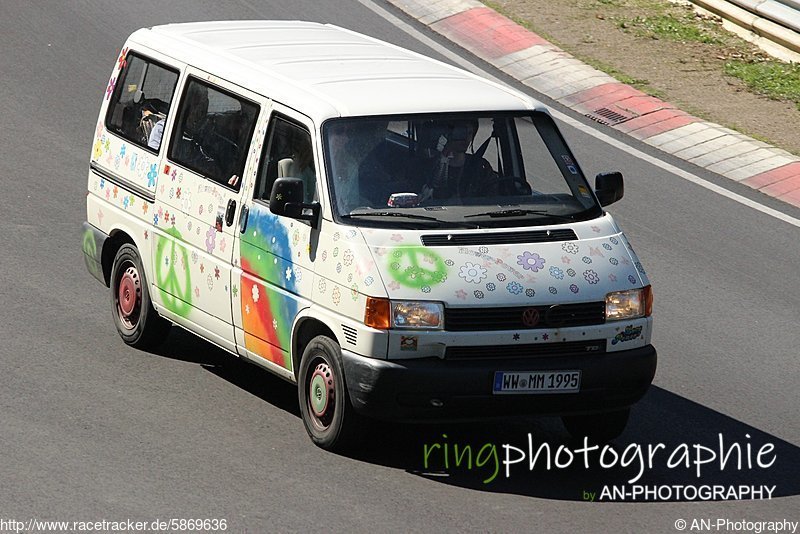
left=364, top=296, right=391, bottom=330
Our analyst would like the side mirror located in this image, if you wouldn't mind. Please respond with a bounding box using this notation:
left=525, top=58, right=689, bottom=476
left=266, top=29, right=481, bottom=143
left=595, top=171, right=624, bottom=207
left=269, top=177, right=319, bottom=226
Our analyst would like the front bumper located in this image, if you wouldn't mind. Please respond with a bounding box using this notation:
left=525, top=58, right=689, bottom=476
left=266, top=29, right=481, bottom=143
left=341, top=345, right=656, bottom=422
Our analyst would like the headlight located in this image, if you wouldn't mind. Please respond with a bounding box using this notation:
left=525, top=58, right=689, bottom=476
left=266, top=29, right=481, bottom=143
left=391, top=301, right=444, bottom=329
left=606, top=286, right=653, bottom=321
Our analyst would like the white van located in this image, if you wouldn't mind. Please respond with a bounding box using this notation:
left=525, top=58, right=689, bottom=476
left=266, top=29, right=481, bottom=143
left=83, top=21, right=656, bottom=450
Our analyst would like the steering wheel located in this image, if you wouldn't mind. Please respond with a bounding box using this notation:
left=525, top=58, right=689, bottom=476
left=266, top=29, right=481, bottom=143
left=495, top=176, right=532, bottom=196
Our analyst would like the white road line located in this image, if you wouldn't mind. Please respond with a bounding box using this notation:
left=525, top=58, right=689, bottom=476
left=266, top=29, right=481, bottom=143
left=358, top=0, right=800, bottom=228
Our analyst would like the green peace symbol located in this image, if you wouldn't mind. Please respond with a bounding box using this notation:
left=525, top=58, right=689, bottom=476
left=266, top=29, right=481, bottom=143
left=386, top=246, right=448, bottom=289
left=155, top=227, right=192, bottom=317
left=82, top=229, right=102, bottom=279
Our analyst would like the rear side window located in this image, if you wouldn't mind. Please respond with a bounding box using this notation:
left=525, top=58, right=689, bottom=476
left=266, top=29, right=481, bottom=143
left=105, top=53, right=179, bottom=152
left=168, top=78, right=259, bottom=191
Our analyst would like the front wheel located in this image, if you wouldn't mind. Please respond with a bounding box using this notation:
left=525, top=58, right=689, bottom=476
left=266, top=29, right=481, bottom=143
left=562, top=408, right=630, bottom=443
left=110, top=243, right=171, bottom=348
left=297, top=335, right=362, bottom=451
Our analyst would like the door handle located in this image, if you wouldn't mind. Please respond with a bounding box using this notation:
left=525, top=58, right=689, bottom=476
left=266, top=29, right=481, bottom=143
left=225, top=199, right=236, bottom=227
left=239, top=205, right=249, bottom=234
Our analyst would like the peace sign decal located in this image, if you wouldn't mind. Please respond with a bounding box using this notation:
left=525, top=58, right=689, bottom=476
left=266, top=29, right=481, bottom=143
left=82, top=229, right=102, bottom=280
left=155, top=227, right=193, bottom=318
left=386, top=246, right=448, bottom=290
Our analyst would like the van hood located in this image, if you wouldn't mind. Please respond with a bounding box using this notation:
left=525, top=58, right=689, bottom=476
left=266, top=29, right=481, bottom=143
left=363, top=214, right=649, bottom=305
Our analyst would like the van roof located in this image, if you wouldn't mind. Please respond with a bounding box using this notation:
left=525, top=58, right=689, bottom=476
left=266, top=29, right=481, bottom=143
left=130, top=20, right=539, bottom=124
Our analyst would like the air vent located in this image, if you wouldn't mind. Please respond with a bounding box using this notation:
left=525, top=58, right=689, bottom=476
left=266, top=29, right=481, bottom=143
left=342, top=325, right=358, bottom=346
left=421, top=228, right=577, bottom=246
left=585, top=107, right=637, bottom=126
left=445, top=340, right=606, bottom=360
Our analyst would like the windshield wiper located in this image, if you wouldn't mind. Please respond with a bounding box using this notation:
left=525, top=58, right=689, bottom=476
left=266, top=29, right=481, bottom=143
left=342, top=211, right=480, bottom=228
left=464, top=209, right=576, bottom=221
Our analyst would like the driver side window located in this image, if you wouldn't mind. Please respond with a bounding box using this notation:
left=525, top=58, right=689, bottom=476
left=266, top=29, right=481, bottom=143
left=255, top=115, right=317, bottom=204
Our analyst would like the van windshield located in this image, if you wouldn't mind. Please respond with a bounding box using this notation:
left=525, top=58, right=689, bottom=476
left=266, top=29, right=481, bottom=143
left=322, top=111, right=602, bottom=228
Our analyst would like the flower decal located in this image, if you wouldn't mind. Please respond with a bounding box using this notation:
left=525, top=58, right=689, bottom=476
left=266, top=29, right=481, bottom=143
left=431, top=271, right=447, bottom=283
left=583, top=270, right=600, bottom=284
left=628, top=275, right=637, bottom=284
left=603, top=243, right=613, bottom=251
left=566, top=268, right=576, bottom=277
left=147, top=164, right=158, bottom=187
left=582, top=256, right=592, bottom=264
left=205, top=227, right=216, bottom=254
left=507, top=282, right=523, bottom=295
left=609, top=257, right=619, bottom=266
left=486, top=283, right=496, bottom=291
left=497, top=273, right=506, bottom=282
left=562, top=242, right=579, bottom=255
left=525, top=288, right=535, bottom=297
left=117, top=47, right=128, bottom=71
left=569, top=284, right=579, bottom=294
left=517, top=251, right=545, bottom=272
left=549, top=287, right=558, bottom=294
left=474, top=290, right=484, bottom=299
left=549, top=266, right=564, bottom=280
left=105, top=77, right=116, bottom=100
left=458, top=262, right=487, bottom=284
left=251, top=284, right=260, bottom=303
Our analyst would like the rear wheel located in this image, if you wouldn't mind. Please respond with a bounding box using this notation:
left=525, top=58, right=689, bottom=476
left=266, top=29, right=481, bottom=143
left=298, top=335, right=362, bottom=451
left=562, top=408, right=630, bottom=443
left=110, top=244, right=171, bottom=348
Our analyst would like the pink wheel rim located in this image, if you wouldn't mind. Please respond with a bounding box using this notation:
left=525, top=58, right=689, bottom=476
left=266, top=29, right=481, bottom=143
left=117, top=265, right=141, bottom=328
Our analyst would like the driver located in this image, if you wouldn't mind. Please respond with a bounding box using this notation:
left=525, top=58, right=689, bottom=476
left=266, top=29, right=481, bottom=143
left=418, top=118, right=498, bottom=202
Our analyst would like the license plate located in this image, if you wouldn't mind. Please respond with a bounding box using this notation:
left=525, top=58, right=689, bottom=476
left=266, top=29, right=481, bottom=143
left=493, top=370, right=581, bottom=394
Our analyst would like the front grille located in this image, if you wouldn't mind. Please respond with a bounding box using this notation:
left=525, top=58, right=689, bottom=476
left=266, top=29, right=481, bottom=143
left=446, top=340, right=606, bottom=360
left=445, top=302, right=605, bottom=331
left=421, top=228, right=577, bottom=246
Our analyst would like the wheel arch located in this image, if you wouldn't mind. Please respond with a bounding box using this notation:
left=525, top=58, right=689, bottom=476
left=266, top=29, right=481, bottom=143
left=101, top=228, right=137, bottom=287
left=292, top=315, right=337, bottom=379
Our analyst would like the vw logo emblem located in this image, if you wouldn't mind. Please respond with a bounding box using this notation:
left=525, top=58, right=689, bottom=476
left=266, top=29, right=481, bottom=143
left=521, top=308, right=540, bottom=328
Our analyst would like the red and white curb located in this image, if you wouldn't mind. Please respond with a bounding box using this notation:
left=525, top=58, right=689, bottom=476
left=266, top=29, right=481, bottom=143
left=387, top=0, right=800, bottom=209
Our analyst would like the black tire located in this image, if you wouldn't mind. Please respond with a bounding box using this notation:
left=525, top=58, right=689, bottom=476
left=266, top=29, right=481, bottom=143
left=562, top=408, right=631, bottom=443
left=297, top=335, right=362, bottom=451
left=110, top=243, right=171, bottom=349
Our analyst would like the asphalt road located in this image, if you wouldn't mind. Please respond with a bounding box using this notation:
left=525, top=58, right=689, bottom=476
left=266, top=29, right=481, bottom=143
left=0, top=1, right=798, bottom=532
